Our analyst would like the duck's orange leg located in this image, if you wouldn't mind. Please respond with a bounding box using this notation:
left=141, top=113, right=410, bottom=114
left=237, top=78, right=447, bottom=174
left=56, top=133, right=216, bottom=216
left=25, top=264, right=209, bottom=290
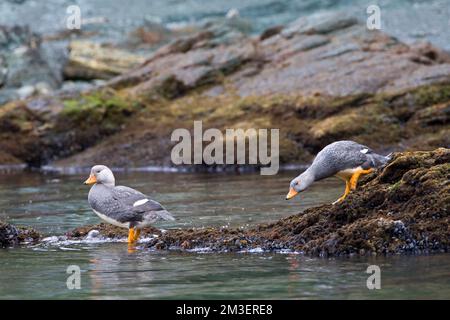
left=134, top=229, right=141, bottom=242
left=333, top=179, right=351, bottom=205
left=127, top=228, right=135, bottom=243
left=349, top=168, right=374, bottom=190
left=127, top=227, right=140, bottom=244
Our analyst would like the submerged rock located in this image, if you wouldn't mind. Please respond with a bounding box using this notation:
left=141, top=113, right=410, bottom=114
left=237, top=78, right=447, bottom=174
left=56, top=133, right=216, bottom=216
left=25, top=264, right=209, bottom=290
left=143, top=149, right=449, bottom=256
left=0, top=220, right=41, bottom=247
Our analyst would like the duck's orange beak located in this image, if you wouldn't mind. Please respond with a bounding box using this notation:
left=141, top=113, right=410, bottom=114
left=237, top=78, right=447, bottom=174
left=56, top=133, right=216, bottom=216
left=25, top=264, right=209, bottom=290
left=286, top=187, right=298, bottom=200
left=84, top=174, right=97, bottom=185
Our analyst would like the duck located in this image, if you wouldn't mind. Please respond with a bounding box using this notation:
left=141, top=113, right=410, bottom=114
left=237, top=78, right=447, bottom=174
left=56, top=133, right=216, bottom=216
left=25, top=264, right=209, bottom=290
left=286, top=141, right=391, bottom=204
left=84, top=165, right=175, bottom=244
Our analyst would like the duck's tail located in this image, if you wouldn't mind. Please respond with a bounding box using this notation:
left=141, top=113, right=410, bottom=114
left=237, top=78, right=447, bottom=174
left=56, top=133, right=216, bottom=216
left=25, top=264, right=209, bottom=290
left=370, top=152, right=392, bottom=168
left=157, top=209, right=175, bottom=221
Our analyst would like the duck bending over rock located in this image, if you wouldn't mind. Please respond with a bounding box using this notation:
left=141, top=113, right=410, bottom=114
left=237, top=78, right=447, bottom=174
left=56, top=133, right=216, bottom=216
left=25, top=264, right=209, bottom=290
left=286, top=141, right=390, bottom=204
left=84, top=165, right=174, bottom=244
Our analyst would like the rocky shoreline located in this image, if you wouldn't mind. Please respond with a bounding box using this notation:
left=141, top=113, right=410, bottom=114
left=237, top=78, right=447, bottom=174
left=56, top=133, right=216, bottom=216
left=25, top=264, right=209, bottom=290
left=1, top=14, right=450, bottom=169
left=2, top=148, right=448, bottom=256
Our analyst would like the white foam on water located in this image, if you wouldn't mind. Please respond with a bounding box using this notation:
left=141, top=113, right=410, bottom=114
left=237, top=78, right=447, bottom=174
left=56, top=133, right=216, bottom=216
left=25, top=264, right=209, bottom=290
left=184, top=247, right=214, bottom=253
left=238, top=247, right=265, bottom=253
left=38, top=233, right=158, bottom=249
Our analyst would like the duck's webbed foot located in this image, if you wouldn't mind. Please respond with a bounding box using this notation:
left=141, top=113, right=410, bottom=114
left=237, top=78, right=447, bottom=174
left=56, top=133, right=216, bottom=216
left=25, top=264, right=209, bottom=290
left=349, top=168, right=374, bottom=190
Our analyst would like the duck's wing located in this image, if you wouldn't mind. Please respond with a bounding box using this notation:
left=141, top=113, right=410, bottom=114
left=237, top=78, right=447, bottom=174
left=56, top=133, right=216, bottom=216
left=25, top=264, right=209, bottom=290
left=313, top=141, right=388, bottom=179
left=109, top=186, right=175, bottom=225
left=357, top=144, right=390, bottom=168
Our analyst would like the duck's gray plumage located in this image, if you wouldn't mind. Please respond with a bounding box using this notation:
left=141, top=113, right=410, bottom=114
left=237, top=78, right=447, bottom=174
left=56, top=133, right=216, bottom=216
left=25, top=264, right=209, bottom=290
left=86, top=165, right=174, bottom=228
left=307, top=140, right=389, bottom=181
left=289, top=140, right=390, bottom=193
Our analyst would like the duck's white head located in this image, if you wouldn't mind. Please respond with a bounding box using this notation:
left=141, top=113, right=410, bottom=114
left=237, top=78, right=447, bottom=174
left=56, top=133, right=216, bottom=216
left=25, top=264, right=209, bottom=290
left=84, top=165, right=115, bottom=187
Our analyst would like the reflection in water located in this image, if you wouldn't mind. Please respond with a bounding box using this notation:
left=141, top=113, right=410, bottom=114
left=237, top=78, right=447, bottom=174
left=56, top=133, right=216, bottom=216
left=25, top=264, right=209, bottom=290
left=287, top=255, right=301, bottom=296
left=88, top=246, right=157, bottom=299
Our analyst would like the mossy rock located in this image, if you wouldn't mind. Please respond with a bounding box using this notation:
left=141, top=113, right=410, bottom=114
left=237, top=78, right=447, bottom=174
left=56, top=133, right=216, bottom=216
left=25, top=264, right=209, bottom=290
left=0, top=221, right=41, bottom=247
left=61, top=89, right=140, bottom=132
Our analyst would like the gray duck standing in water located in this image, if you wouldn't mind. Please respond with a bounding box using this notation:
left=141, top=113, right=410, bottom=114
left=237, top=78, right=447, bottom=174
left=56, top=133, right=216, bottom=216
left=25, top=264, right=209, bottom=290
left=286, top=141, right=391, bottom=204
left=84, top=165, right=174, bottom=244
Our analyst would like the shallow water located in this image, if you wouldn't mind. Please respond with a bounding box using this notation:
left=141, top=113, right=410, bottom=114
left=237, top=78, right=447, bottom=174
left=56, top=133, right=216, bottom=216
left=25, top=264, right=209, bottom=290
left=0, top=171, right=449, bottom=299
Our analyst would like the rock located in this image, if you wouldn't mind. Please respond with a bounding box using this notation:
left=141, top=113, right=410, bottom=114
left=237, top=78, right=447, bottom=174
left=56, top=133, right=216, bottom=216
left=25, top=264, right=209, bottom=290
left=260, top=25, right=284, bottom=41
left=63, top=41, right=146, bottom=80
left=2, top=16, right=450, bottom=168
left=285, top=35, right=330, bottom=54
left=0, top=88, right=141, bottom=167
left=0, top=151, right=23, bottom=165
left=138, top=149, right=449, bottom=256
left=0, top=25, right=61, bottom=105
left=16, top=85, right=35, bottom=99
left=66, top=223, right=162, bottom=239
left=281, top=12, right=357, bottom=38
left=0, top=54, right=7, bottom=86
left=0, top=220, right=40, bottom=247
left=306, top=14, right=358, bottom=34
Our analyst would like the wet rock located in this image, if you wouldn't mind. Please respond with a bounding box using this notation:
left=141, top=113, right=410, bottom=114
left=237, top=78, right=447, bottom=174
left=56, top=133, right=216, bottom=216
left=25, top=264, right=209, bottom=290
left=141, top=149, right=449, bottom=256
left=0, top=151, right=23, bottom=165
left=163, top=31, right=215, bottom=55
left=0, top=88, right=141, bottom=167
left=63, top=41, right=146, bottom=80
left=67, top=223, right=162, bottom=239
left=281, top=12, right=357, bottom=38
left=0, top=220, right=40, bottom=247
left=0, top=25, right=61, bottom=104
left=287, top=35, right=330, bottom=54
